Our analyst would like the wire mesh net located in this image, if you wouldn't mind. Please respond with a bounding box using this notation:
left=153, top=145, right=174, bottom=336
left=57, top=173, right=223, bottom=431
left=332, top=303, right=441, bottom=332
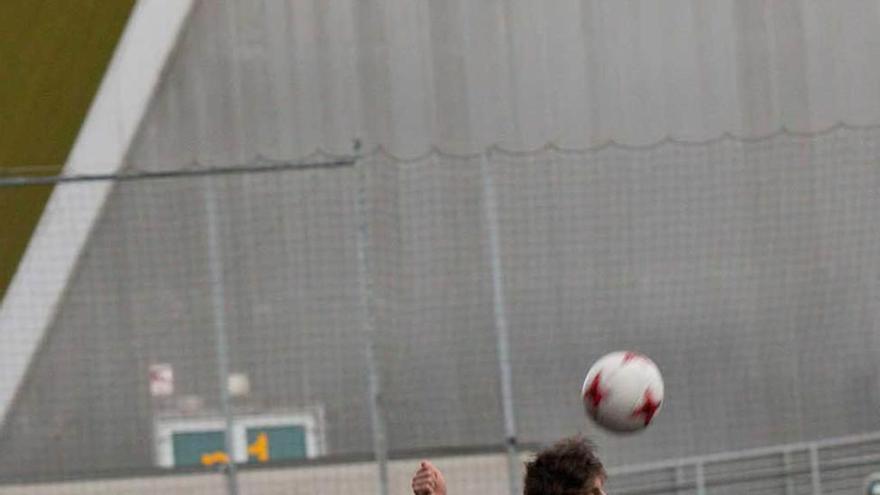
left=0, top=127, right=879, bottom=494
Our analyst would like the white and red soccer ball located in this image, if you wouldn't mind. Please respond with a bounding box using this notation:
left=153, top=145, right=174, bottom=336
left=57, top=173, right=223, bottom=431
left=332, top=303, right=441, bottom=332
left=581, top=351, right=664, bottom=433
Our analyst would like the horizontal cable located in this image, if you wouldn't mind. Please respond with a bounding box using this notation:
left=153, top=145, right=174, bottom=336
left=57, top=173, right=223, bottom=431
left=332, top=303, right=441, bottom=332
left=3, top=121, right=880, bottom=180
left=0, top=158, right=356, bottom=187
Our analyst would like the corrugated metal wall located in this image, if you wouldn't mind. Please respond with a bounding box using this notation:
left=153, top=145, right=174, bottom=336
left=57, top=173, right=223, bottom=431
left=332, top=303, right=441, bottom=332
left=123, top=0, right=880, bottom=162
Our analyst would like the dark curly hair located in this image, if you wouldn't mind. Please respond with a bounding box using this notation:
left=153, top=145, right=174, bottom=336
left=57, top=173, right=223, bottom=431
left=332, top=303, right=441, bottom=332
left=523, top=436, right=606, bottom=495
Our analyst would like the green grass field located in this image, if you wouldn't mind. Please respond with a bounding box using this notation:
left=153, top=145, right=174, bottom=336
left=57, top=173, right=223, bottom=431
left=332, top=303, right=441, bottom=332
left=0, top=0, right=135, bottom=299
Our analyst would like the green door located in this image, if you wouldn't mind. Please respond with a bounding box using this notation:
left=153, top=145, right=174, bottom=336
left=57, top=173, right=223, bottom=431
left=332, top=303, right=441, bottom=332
left=171, top=430, right=226, bottom=467
left=246, top=425, right=307, bottom=463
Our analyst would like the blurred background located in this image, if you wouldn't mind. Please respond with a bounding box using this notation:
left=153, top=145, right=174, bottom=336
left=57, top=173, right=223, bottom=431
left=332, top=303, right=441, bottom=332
left=1, top=1, right=880, bottom=494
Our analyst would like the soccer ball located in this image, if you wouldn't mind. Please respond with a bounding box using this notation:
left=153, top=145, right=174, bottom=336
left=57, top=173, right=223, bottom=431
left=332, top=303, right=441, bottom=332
left=581, top=351, right=664, bottom=433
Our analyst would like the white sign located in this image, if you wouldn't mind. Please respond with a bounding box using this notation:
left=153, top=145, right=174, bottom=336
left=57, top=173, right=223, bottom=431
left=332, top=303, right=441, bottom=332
left=228, top=372, right=250, bottom=397
left=149, top=363, right=174, bottom=397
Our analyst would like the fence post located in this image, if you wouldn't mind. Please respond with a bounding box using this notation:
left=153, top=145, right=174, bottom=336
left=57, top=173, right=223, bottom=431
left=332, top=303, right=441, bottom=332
left=695, top=461, right=706, bottom=495
left=809, top=444, right=822, bottom=495
left=674, top=464, right=685, bottom=494
left=480, top=150, right=521, bottom=495
left=354, top=157, right=390, bottom=495
left=203, top=177, right=240, bottom=495
left=783, top=449, right=795, bottom=495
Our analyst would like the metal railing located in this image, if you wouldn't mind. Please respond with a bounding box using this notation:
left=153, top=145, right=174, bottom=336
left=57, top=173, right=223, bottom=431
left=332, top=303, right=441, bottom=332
left=608, top=431, right=880, bottom=494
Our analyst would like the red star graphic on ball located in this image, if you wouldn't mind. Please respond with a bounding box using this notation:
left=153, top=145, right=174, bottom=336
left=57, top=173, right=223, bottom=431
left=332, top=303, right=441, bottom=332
left=631, top=389, right=661, bottom=426
left=622, top=351, right=644, bottom=364
left=584, top=373, right=607, bottom=414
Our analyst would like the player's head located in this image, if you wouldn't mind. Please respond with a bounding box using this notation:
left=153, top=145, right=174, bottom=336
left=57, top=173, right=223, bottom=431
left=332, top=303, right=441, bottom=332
left=523, top=436, right=606, bottom=495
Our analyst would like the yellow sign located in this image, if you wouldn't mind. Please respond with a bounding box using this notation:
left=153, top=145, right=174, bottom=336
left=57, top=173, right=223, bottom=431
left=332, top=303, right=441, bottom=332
left=200, top=451, right=230, bottom=467
left=200, top=433, right=269, bottom=467
left=247, top=432, right=269, bottom=462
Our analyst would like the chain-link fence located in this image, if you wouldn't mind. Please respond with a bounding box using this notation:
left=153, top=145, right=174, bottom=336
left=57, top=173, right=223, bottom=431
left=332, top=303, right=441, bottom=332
left=0, top=127, right=879, bottom=494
